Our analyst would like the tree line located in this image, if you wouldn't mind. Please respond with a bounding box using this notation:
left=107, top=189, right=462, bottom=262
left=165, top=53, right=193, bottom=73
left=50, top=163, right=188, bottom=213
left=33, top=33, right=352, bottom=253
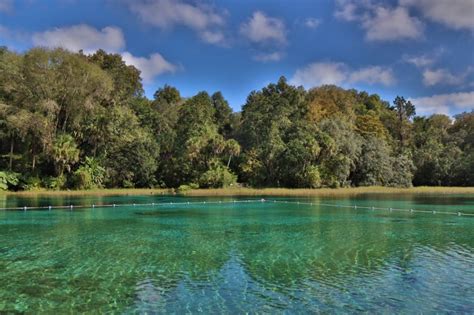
left=0, top=47, right=472, bottom=190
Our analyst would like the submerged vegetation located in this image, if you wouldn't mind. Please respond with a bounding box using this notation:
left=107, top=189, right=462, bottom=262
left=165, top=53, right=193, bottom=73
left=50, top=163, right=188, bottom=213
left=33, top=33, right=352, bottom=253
left=1, top=47, right=473, bottom=191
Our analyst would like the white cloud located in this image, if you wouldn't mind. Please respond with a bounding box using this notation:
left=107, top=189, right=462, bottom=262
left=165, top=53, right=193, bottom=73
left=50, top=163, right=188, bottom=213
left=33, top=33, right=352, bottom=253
left=304, top=18, right=322, bottom=29
left=335, top=0, right=424, bottom=41
left=121, top=52, right=177, bottom=82
left=0, top=0, right=12, bottom=12
left=240, top=11, right=287, bottom=45
left=32, top=24, right=125, bottom=53
left=291, top=62, right=395, bottom=88
left=409, top=91, right=474, bottom=116
left=401, top=0, right=474, bottom=31
left=403, top=54, right=436, bottom=68
left=422, top=68, right=463, bottom=86
left=253, top=51, right=284, bottom=62
left=349, top=66, right=396, bottom=85
left=363, top=6, right=424, bottom=41
left=199, top=30, right=225, bottom=45
left=334, top=0, right=360, bottom=21
left=128, top=0, right=226, bottom=45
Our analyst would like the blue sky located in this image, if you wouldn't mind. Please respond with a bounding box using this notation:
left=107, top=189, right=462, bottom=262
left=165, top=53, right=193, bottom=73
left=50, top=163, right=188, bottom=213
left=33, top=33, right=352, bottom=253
left=1, top=0, right=473, bottom=116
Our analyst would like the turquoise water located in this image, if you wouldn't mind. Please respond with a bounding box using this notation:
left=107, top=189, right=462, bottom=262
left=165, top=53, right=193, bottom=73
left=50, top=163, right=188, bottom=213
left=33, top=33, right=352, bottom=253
left=0, top=194, right=473, bottom=313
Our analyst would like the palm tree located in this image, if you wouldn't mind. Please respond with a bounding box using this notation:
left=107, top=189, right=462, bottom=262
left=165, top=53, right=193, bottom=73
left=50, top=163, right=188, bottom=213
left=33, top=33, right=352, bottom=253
left=52, top=133, right=80, bottom=176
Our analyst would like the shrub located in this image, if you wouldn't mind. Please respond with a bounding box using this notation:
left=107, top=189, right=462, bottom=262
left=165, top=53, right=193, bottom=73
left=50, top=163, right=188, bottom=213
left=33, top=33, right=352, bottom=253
left=72, top=157, right=106, bottom=189
left=20, top=176, right=43, bottom=190
left=43, top=175, right=66, bottom=190
left=199, top=164, right=237, bottom=188
left=0, top=171, right=21, bottom=191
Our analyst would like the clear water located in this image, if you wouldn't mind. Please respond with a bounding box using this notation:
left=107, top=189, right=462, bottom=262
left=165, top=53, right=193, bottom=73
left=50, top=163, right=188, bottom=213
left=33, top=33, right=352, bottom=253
left=0, top=194, right=473, bottom=313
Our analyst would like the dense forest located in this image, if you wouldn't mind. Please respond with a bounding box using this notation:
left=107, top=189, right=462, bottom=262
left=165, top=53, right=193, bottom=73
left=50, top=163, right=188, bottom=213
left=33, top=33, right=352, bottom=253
left=0, top=47, right=473, bottom=191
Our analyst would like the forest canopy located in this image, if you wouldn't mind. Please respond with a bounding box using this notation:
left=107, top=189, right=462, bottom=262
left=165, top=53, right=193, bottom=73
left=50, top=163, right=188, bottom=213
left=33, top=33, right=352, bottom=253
left=1, top=47, right=473, bottom=191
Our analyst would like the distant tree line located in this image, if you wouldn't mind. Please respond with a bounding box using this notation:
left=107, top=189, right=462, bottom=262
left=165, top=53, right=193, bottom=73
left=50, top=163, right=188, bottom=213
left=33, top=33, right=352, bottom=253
left=0, top=47, right=473, bottom=190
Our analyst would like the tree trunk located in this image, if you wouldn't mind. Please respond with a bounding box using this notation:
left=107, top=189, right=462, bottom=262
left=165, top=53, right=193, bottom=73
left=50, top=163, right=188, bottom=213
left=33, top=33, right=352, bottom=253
left=227, top=154, right=232, bottom=168
left=9, top=137, right=14, bottom=171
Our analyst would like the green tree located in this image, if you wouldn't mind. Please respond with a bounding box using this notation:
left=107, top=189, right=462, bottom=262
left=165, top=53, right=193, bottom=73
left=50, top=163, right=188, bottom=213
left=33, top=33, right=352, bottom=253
left=392, top=96, right=416, bottom=149
left=52, top=134, right=80, bottom=177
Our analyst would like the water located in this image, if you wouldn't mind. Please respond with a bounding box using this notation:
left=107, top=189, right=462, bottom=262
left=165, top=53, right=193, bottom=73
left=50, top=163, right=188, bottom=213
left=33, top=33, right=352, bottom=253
left=0, top=194, right=473, bottom=313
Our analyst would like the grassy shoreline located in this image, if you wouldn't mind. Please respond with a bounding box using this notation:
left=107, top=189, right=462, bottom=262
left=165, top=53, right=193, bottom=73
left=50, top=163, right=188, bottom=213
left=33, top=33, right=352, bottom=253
left=1, top=186, right=474, bottom=197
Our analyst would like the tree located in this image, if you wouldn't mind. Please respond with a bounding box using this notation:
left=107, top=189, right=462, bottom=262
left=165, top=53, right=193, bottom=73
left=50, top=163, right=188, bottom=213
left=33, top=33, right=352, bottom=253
left=87, top=49, right=143, bottom=103
left=212, top=91, right=233, bottom=137
left=392, top=96, right=416, bottom=149
left=52, top=134, right=80, bottom=177
left=239, top=77, right=308, bottom=186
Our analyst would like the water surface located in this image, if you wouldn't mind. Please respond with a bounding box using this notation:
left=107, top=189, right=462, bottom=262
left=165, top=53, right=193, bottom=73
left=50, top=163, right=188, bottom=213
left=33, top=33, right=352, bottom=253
left=0, top=194, right=473, bottom=313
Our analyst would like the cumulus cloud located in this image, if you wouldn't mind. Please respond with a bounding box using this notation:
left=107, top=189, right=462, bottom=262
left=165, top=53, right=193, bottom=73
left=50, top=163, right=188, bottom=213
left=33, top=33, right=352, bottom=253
left=304, top=18, right=322, bottom=29
left=422, top=68, right=463, bottom=86
left=349, top=66, right=396, bottom=85
left=240, top=11, right=287, bottom=45
left=291, top=62, right=395, bottom=88
left=0, top=0, right=12, bottom=12
left=253, top=51, right=284, bottom=62
left=403, top=54, right=436, bottom=68
left=121, top=52, right=178, bottom=82
left=363, top=6, right=423, bottom=41
left=401, top=0, right=474, bottom=31
left=335, top=0, right=424, bottom=41
left=32, top=24, right=125, bottom=53
left=409, top=91, right=474, bottom=116
left=127, top=0, right=227, bottom=45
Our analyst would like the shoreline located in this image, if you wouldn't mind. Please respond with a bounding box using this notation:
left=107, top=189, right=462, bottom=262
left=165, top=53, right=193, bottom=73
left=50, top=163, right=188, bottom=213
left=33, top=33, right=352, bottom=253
left=2, top=186, right=474, bottom=197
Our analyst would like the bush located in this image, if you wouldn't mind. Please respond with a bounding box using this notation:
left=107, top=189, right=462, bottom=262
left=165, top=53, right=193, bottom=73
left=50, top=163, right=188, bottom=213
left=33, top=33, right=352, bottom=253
left=21, top=176, right=43, bottom=191
left=43, top=175, right=66, bottom=190
left=72, top=157, right=106, bottom=189
left=198, top=164, right=237, bottom=188
left=0, top=171, right=21, bottom=191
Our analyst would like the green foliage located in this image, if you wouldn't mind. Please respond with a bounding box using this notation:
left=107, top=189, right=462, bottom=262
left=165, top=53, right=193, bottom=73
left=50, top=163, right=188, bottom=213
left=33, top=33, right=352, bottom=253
left=21, top=176, right=43, bottom=191
left=177, top=183, right=199, bottom=194
left=72, top=157, right=106, bottom=189
left=44, top=175, right=66, bottom=190
left=52, top=133, right=80, bottom=176
left=0, top=47, right=472, bottom=190
left=198, top=161, right=237, bottom=188
left=0, top=171, right=20, bottom=191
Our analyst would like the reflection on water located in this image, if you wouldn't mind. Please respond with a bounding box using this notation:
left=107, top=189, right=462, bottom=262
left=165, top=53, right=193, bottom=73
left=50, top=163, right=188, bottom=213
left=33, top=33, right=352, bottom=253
left=0, top=194, right=473, bottom=313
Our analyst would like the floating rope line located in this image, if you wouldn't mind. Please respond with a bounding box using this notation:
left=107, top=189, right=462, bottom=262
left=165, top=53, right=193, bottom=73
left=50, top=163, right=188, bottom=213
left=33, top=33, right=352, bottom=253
left=268, top=200, right=474, bottom=217
left=0, top=198, right=472, bottom=217
left=0, top=199, right=264, bottom=212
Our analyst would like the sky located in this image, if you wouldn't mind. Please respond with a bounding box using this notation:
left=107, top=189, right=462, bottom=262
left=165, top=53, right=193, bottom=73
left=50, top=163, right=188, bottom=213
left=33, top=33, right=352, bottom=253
left=1, top=0, right=473, bottom=116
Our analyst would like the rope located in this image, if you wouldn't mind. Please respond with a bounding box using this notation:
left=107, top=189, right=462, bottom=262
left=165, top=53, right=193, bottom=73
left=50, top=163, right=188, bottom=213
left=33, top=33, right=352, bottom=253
left=0, top=198, right=472, bottom=217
